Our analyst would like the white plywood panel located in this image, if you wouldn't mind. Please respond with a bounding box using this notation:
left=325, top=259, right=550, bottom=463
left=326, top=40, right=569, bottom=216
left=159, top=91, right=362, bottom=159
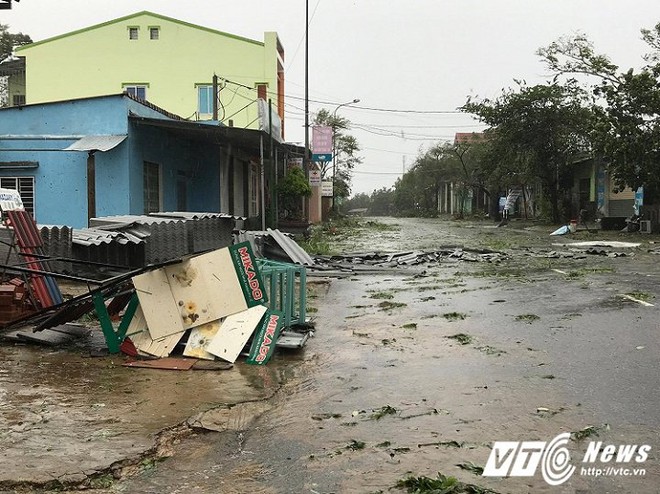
left=183, top=321, right=221, bottom=360
left=206, top=305, right=267, bottom=363
left=132, top=268, right=185, bottom=339
left=127, top=305, right=185, bottom=358
left=165, top=249, right=247, bottom=329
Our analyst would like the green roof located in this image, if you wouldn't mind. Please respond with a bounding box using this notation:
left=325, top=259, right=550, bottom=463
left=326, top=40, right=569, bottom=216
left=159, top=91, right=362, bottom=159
left=16, top=10, right=264, bottom=51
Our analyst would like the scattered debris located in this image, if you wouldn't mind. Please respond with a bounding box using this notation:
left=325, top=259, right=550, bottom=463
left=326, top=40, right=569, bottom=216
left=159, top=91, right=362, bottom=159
left=397, top=472, right=497, bottom=494
left=417, top=440, right=465, bottom=449
left=378, top=301, right=407, bottom=311
left=443, top=312, right=467, bottom=321
left=536, top=406, right=566, bottom=417
left=371, top=405, right=398, bottom=420
left=515, top=314, right=540, bottom=323
left=456, top=462, right=484, bottom=476
left=402, top=323, right=417, bottom=330
left=446, top=333, right=473, bottom=345
left=476, top=345, right=506, bottom=356
left=346, top=439, right=366, bottom=450
left=571, top=424, right=610, bottom=441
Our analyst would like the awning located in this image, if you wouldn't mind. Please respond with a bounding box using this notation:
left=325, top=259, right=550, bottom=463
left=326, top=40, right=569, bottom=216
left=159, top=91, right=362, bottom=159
left=64, top=135, right=127, bottom=152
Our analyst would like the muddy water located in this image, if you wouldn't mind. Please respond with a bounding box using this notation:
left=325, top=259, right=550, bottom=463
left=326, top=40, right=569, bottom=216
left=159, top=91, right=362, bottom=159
left=0, top=336, right=296, bottom=485
left=107, top=218, right=660, bottom=494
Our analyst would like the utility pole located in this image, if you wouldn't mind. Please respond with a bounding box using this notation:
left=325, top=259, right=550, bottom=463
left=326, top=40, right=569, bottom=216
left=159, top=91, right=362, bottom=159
left=332, top=99, right=360, bottom=213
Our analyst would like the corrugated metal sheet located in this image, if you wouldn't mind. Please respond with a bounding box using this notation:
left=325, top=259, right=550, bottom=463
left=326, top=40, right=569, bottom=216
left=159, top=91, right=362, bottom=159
left=267, top=228, right=315, bottom=266
left=64, top=135, right=127, bottom=152
left=72, top=228, right=144, bottom=246
left=235, top=229, right=314, bottom=266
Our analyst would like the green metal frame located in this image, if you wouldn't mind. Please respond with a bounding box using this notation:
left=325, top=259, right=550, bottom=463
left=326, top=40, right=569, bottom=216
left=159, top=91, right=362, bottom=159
left=256, top=259, right=306, bottom=328
left=92, top=291, right=140, bottom=353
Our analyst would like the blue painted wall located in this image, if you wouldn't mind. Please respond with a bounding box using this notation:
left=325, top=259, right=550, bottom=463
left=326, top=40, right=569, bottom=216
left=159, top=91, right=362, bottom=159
left=0, top=94, right=223, bottom=227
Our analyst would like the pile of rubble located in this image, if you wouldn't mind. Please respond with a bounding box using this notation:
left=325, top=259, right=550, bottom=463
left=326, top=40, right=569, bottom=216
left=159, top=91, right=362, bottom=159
left=309, top=248, right=508, bottom=274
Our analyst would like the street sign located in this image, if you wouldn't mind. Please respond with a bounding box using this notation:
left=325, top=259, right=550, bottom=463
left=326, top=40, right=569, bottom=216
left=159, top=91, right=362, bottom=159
left=309, top=170, right=321, bottom=186
left=312, top=153, right=332, bottom=162
left=321, top=181, right=333, bottom=197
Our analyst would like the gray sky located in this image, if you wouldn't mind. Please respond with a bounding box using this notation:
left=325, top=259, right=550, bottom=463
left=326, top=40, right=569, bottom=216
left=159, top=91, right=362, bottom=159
left=4, top=1, right=660, bottom=195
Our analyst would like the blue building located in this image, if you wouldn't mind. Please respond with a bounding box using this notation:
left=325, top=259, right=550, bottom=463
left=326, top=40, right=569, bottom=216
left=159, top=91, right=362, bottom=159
left=0, top=93, right=299, bottom=228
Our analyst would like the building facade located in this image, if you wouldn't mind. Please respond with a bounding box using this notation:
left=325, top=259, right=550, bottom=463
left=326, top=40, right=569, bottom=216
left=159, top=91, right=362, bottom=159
left=10, top=11, right=285, bottom=139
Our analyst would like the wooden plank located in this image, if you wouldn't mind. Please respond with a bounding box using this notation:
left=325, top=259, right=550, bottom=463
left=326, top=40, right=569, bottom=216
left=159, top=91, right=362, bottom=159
left=132, top=268, right=186, bottom=339
left=127, top=305, right=184, bottom=358
left=122, top=357, right=196, bottom=371
left=206, top=305, right=267, bottom=363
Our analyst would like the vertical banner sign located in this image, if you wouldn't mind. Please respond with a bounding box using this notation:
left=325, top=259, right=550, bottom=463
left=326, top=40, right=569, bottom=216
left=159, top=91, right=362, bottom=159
left=312, top=126, right=333, bottom=162
left=246, top=310, right=284, bottom=365
left=229, top=241, right=268, bottom=307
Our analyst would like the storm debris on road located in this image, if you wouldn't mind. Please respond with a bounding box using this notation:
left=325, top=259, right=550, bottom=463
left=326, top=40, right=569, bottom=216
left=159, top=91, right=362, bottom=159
left=310, top=248, right=509, bottom=274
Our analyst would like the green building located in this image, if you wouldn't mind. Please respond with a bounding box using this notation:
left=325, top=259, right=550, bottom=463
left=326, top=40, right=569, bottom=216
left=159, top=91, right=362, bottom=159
left=7, top=11, right=285, bottom=139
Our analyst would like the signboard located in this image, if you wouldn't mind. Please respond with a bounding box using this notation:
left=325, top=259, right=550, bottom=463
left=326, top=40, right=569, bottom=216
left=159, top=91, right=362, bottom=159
left=312, top=153, right=332, bottom=162
left=312, top=126, right=333, bottom=154
left=287, top=157, right=303, bottom=169
left=309, top=170, right=322, bottom=186
left=321, top=180, right=334, bottom=197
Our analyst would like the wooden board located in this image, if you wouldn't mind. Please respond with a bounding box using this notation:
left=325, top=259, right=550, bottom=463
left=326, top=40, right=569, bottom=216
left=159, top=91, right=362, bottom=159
left=122, top=357, right=196, bottom=371
left=126, top=305, right=184, bottom=358
left=132, top=268, right=186, bottom=339
left=132, top=246, right=259, bottom=339
left=183, top=321, right=221, bottom=360
left=206, top=305, right=267, bottom=363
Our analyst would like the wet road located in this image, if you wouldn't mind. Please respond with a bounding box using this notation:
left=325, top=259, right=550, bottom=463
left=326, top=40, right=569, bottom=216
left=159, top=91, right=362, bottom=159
left=4, top=217, right=660, bottom=493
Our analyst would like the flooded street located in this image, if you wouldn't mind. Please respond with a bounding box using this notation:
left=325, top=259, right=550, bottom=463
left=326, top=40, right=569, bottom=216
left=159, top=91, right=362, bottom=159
left=2, top=217, right=660, bottom=493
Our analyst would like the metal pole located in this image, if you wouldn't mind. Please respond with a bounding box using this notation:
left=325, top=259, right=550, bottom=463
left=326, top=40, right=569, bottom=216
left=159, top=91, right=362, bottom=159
left=303, top=0, right=309, bottom=220
left=260, top=134, right=266, bottom=231
left=332, top=99, right=360, bottom=213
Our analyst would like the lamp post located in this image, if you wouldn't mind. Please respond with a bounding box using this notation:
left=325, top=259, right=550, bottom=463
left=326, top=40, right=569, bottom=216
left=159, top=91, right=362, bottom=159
left=332, top=98, right=359, bottom=213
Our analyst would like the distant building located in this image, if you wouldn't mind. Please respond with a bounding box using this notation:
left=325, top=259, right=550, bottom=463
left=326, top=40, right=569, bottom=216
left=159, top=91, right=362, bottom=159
left=5, top=11, right=285, bottom=139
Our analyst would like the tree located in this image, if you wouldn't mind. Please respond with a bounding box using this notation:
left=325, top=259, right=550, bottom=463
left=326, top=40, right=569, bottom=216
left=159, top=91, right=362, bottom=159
left=462, top=81, right=596, bottom=222
left=313, top=109, right=363, bottom=201
left=0, top=24, right=32, bottom=107
left=537, top=26, right=660, bottom=201
left=277, top=166, right=312, bottom=220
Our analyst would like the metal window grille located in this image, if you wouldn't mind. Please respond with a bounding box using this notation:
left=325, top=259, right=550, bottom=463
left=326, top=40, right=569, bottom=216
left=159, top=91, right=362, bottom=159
left=149, top=27, right=159, bottom=40
left=0, top=176, right=34, bottom=216
left=143, top=162, right=161, bottom=213
left=129, top=27, right=139, bottom=40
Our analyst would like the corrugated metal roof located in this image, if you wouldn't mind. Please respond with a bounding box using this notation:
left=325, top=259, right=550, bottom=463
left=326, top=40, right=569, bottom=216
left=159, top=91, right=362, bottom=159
left=72, top=228, right=144, bottom=246
left=267, top=228, right=315, bottom=266
left=151, top=212, right=246, bottom=220
left=64, top=135, right=127, bottom=152
left=90, top=215, right=181, bottom=226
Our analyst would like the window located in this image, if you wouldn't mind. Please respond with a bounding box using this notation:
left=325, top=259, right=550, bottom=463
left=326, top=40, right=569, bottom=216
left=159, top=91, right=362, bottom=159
left=128, top=27, right=139, bottom=40
left=143, top=162, right=161, bottom=214
left=0, top=177, right=35, bottom=216
left=197, top=85, right=214, bottom=115
left=149, top=27, right=160, bottom=40
left=12, top=94, right=25, bottom=106
left=124, top=85, right=147, bottom=100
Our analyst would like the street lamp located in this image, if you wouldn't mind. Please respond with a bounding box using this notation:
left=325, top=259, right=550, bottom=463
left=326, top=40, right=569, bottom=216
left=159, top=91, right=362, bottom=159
left=332, top=98, right=360, bottom=213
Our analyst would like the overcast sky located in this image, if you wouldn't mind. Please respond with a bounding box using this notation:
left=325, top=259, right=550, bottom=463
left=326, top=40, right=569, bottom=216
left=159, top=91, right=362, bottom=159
left=4, top=1, right=660, bottom=195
